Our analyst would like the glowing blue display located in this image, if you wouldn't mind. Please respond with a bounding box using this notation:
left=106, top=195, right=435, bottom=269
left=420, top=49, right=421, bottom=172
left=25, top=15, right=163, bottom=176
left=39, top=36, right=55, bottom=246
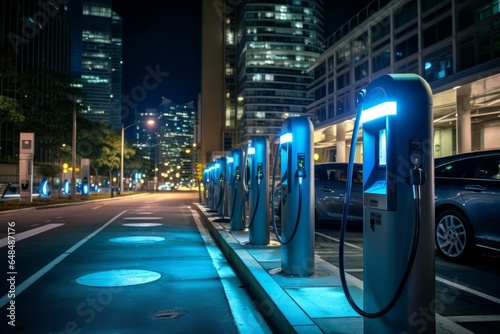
left=227, top=157, right=234, bottom=163
left=280, top=132, right=292, bottom=144
left=361, top=101, right=397, bottom=124
left=40, top=178, right=49, bottom=197
left=63, top=180, right=70, bottom=194
left=379, top=129, right=387, bottom=167
left=247, top=147, right=255, bottom=155
left=82, top=184, right=89, bottom=195
left=365, top=180, right=387, bottom=195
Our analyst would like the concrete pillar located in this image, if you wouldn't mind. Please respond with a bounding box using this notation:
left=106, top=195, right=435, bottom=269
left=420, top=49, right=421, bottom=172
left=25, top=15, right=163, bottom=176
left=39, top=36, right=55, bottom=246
left=456, top=86, right=472, bottom=153
left=336, top=122, right=346, bottom=162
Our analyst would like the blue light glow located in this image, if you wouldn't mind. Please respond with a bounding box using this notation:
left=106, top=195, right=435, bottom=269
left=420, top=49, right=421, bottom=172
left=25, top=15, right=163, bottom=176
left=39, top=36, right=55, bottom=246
left=122, top=223, right=163, bottom=227
left=247, top=147, right=255, bottom=155
left=227, top=157, right=234, bottom=163
left=109, top=236, right=165, bottom=244
left=76, top=270, right=161, bottom=287
left=361, top=101, right=397, bottom=124
left=280, top=132, right=292, bottom=144
left=40, top=178, right=49, bottom=197
left=123, top=217, right=164, bottom=220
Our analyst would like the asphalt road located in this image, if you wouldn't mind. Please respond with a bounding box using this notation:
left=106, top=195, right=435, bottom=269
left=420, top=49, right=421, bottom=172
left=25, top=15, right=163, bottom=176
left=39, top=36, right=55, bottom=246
left=0, top=192, right=271, bottom=334
left=314, top=224, right=500, bottom=334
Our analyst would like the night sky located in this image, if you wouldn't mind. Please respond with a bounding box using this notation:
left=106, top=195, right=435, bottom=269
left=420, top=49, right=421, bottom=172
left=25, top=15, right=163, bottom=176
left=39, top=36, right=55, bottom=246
left=111, top=0, right=372, bottom=121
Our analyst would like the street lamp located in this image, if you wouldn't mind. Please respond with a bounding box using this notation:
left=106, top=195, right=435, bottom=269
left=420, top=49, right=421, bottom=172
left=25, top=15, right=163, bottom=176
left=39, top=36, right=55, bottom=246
left=120, top=119, right=155, bottom=194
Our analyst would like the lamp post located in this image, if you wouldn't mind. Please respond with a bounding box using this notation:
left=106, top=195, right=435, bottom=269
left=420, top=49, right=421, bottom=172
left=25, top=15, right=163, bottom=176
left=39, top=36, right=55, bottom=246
left=71, top=103, right=77, bottom=201
left=120, top=119, right=155, bottom=195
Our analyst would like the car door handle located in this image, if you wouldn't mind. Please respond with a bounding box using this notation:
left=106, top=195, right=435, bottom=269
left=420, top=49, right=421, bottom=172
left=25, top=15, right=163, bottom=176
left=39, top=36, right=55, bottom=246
left=465, top=185, right=487, bottom=192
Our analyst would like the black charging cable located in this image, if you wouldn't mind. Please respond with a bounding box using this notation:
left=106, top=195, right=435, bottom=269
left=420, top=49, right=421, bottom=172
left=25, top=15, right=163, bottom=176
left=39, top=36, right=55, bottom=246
left=271, top=144, right=304, bottom=245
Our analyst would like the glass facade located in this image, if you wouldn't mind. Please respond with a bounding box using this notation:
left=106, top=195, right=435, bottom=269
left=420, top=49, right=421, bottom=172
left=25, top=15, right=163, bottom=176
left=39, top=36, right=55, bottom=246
left=70, top=0, right=123, bottom=130
left=157, top=98, right=196, bottom=186
left=0, top=0, right=71, bottom=161
left=307, top=0, right=500, bottom=160
left=236, top=0, right=324, bottom=144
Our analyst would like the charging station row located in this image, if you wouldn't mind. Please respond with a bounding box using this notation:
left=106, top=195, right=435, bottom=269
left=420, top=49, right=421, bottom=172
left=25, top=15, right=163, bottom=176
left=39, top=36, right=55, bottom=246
left=202, top=74, right=436, bottom=334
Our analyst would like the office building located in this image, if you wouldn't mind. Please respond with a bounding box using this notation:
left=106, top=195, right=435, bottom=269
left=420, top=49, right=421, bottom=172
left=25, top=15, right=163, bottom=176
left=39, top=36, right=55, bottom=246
left=69, top=0, right=123, bottom=130
left=0, top=0, right=72, bottom=161
left=157, top=98, right=196, bottom=186
left=200, top=0, right=324, bottom=163
left=236, top=0, right=324, bottom=144
left=132, top=99, right=196, bottom=187
left=307, top=0, right=500, bottom=162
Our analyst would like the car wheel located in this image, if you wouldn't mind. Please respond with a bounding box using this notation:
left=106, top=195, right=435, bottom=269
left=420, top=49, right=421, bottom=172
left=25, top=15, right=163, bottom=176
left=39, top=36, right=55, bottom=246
left=435, top=209, right=475, bottom=262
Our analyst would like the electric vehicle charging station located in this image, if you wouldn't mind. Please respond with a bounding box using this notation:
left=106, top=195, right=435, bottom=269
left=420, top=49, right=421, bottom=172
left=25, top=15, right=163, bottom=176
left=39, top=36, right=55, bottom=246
left=208, top=163, right=216, bottom=211
left=273, top=116, right=314, bottom=276
left=247, top=136, right=270, bottom=245
left=340, top=74, right=435, bottom=333
left=203, top=166, right=209, bottom=204
left=229, top=148, right=244, bottom=230
left=81, top=158, right=90, bottom=196
left=213, top=160, right=221, bottom=212
left=215, top=157, right=228, bottom=218
left=19, top=132, right=34, bottom=202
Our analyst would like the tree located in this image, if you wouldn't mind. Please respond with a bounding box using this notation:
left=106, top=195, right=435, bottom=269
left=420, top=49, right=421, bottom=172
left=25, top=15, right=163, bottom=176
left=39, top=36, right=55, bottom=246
left=93, top=128, right=136, bottom=184
left=0, top=95, right=24, bottom=123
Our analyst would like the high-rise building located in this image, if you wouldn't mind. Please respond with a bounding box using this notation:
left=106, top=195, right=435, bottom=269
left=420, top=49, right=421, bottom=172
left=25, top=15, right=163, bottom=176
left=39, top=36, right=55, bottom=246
left=307, top=0, right=500, bottom=162
left=131, top=99, right=196, bottom=186
left=0, top=0, right=72, bottom=160
left=200, top=0, right=227, bottom=164
left=69, top=0, right=123, bottom=130
left=236, top=0, right=324, bottom=144
left=157, top=98, right=196, bottom=186
left=200, top=0, right=324, bottom=163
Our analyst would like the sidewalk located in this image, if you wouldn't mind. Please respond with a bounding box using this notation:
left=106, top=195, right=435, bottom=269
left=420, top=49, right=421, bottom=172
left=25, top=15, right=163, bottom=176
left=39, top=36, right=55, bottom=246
left=193, top=203, right=465, bottom=334
left=193, top=203, right=363, bottom=333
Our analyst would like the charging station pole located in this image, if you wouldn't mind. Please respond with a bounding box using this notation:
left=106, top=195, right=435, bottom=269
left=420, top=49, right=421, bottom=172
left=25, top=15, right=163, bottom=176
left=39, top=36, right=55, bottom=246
left=19, top=133, right=34, bottom=203
left=229, top=148, right=244, bottom=230
left=248, top=136, right=269, bottom=245
left=216, top=157, right=227, bottom=218
left=279, top=116, right=315, bottom=276
left=208, top=163, right=215, bottom=211
left=361, top=74, right=434, bottom=333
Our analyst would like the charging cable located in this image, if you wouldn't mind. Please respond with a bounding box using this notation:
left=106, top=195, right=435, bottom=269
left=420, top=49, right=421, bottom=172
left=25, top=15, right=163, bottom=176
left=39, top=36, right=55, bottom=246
left=339, top=90, right=423, bottom=318
left=271, top=144, right=304, bottom=245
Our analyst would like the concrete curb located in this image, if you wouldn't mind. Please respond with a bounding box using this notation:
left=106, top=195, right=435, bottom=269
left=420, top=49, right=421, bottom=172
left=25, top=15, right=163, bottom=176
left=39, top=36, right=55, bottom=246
left=193, top=203, right=323, bottom=333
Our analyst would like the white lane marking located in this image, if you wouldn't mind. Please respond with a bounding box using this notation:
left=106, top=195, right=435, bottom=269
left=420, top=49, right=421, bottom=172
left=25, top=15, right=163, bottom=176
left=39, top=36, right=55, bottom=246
left=315, top=231, right=362, bottom=249
left=446, top=315, right=500, bottom=323
left=0, top=210, right=127, bottom=308
left=437, top=315, right=475, bottom=334
left=436, top=276, right=500, bottom=305
left=0, top=224, right=64, bottom=248
left=191, top=210, right=272, bottom=334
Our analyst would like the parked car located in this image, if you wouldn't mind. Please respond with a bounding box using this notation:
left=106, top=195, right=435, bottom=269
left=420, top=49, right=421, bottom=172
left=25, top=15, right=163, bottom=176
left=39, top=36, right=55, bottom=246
left=274, top=151, right=500, bottom=262
left=434, top=149, right=500, bottom=262
left=273, top=162, right=364, bottom=223
left=314, top=162, right=364, bottom=222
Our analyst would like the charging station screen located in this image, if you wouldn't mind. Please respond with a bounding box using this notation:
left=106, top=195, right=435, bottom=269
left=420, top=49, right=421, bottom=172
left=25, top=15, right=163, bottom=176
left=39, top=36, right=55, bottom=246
left=379, top=129, right=387, bottom=167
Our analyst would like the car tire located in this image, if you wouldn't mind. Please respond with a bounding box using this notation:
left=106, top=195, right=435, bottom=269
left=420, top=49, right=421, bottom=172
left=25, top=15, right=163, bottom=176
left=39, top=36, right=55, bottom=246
left=435, top=209, right=475, bottom=262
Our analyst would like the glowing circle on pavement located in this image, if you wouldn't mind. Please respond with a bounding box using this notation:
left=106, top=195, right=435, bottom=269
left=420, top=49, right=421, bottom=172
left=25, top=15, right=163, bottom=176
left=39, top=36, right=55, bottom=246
left=109, top=236, right=165, bottom=244
left=76, top=270, right=161, bottom=287
left=122, top=223, right=163, bottom=227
